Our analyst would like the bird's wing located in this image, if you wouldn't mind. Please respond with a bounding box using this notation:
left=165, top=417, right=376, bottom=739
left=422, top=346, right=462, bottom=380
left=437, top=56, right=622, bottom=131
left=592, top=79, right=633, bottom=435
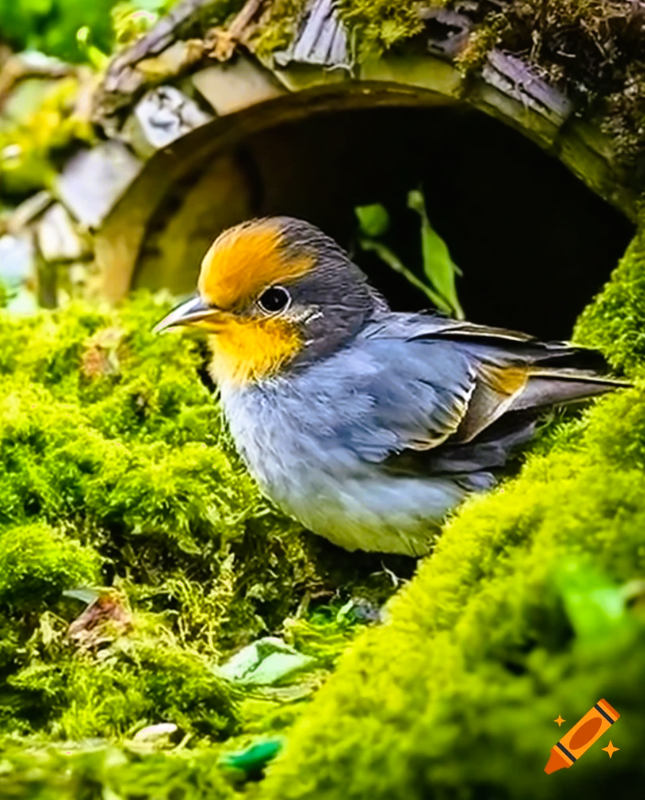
left=407, top=316, right=628, bottom=442
left=328, top=334, right=478, bottom=463
left=344, top=315, right=627, bottom=462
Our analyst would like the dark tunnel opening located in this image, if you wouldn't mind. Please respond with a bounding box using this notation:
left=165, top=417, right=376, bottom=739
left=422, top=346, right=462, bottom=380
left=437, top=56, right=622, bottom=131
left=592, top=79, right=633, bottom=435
left=138, top=102, right=634, bottom=341
left=244, top=105, right=634, bottom=340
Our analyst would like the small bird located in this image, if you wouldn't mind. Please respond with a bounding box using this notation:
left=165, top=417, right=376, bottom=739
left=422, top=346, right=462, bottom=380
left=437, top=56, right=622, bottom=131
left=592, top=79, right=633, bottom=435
left=155, top=217, right=626, bottom=555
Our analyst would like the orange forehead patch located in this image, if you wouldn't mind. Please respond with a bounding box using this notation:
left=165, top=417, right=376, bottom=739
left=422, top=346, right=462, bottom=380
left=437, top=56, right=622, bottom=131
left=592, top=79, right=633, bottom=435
left=208, top=314, right=301, bottom=386
left=198, top=220, right=313, bottom=310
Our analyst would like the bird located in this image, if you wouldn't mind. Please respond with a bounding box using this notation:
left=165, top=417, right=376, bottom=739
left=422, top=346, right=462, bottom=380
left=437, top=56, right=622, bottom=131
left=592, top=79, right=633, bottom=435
left=154, top=216, right=627, bottom=556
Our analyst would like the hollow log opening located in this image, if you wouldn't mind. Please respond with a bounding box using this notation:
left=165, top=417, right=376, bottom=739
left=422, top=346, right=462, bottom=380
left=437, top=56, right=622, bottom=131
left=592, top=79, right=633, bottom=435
left=136, top=104, right=633, bottom=340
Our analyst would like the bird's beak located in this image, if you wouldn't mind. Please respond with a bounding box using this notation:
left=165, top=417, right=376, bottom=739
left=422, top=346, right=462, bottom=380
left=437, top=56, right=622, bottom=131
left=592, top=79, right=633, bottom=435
left=153, top=295, right=222, bottom=334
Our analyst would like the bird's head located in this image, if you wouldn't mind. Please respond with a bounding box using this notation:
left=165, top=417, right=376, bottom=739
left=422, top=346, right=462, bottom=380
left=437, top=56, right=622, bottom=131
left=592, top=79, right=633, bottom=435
left=154, top=217, right=384, bottom=387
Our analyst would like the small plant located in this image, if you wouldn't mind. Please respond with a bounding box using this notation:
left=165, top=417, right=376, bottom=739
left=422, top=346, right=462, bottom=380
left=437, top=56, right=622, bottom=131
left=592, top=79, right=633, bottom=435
left=355, top=188, right=465, bottom=319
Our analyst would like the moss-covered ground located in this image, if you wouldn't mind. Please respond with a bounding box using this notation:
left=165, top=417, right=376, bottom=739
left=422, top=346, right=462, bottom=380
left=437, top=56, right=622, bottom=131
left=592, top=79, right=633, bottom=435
left=2, top=224, right=645, bottom=797
left=0, top=292, right=404, bottom=798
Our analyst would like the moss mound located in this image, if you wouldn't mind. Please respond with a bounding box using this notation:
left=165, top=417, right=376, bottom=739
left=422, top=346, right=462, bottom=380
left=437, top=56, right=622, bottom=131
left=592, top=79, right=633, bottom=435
left=258, top=228, right=645, bottom=798
left=256, top=0, right=427, bottom=58
left=0, top=524, right=99, bottom=612
left=575, top=223, right=645, bottom=375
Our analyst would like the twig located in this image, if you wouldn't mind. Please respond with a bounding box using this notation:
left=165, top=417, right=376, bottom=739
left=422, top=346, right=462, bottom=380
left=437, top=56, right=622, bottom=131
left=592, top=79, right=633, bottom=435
left=208, top=0, right=266, bottom=62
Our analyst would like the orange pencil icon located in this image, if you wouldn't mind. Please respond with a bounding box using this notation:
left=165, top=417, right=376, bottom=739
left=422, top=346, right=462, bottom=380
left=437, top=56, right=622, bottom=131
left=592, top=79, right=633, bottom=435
left=545, top=698, right=620, bottom=774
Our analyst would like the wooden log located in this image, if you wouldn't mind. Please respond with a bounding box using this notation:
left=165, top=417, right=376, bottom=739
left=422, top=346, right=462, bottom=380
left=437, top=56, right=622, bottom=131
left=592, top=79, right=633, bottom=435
left=91, top=0, right=639, bottom=302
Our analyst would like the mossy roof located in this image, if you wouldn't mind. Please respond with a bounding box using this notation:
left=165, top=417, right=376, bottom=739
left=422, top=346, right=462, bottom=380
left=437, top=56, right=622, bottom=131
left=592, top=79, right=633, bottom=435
left=256, top=0, right=645, bottom=170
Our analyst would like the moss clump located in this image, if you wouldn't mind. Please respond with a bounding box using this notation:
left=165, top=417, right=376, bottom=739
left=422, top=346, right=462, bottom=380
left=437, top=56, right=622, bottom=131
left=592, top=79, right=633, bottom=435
left=254, top=0, right=306, bottom=56
left=485, top=0, right=643, bottom=89
left=479, top=1, right=645, bottom=170
left=0, top=524, right=99, bottom=612
left=258, top=226, right=645, bottom=799
left=255, top=0, right=430, bottom=60
left=574, top=223, right=645, bottom=376
left=0, top=77, right=94, bottom=197
left=0, top=742, right=239, bottom=800
left=335, top=0, right=427, bottom=57
left=454, top=13, right=505, bottom=75
left=7, top=633, right=236, bottom=741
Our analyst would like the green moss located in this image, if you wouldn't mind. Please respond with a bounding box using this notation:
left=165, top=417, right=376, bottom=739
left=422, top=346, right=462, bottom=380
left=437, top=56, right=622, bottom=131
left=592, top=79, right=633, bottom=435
left=575, top=223, right=645, bottom=376
left=254, top=0, right=306, bottom=57
left=2, top=592, right=238, bottom=740
left=256, top=0, right=431, bottom=60
left=22, top=641, right=237, bottom=741
left=454, top=14, right=505, bottom=75
left=0, top=742, right=239, bottom=800
left=0, top=524, right=99, bottom=613
left=335, top=0, right=428, bottom=57
left=257, top=226, right=645, bottom=799
left=0, top=77, right=94, bottom=197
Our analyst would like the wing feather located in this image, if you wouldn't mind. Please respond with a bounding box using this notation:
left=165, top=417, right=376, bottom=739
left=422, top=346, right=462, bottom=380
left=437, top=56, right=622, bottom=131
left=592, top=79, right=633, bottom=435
left=355, top=314, right=627, bottom=462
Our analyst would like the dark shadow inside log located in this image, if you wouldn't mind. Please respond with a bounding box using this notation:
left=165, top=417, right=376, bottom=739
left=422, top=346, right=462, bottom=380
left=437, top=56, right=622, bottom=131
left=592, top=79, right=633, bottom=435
left=136, top=104, right=633, bottom=340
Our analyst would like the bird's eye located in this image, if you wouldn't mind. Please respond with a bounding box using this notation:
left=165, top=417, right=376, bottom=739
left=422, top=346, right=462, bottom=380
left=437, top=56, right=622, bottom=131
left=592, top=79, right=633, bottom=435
left=258, top=286, right=290, bottom=314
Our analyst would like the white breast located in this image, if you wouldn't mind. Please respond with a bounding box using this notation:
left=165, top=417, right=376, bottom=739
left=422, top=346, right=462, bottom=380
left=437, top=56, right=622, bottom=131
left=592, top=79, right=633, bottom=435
left=218, top=380, right=470, bottom=555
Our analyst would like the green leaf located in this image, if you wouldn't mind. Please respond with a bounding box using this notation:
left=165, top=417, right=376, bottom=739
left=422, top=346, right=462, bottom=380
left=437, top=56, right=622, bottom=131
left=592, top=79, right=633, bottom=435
left=358, top=237, right=453, bottom=314
left=408, top=189, right=464, bottom=319
left=220, top=738, right=283, bottom=775
left=554, top=559, right=630, bottom=641
left=355, top=204, right=390, bottom=238
left=218, top=637, right=316, bottom=686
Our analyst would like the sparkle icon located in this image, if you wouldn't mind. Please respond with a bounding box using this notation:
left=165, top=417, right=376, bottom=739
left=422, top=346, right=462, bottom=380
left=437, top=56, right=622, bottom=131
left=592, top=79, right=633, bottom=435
left=602, top=741, right=619, bottom=758
left=554, top=715, right=565, bottom=727
left=545, top=698, right=620, bottom=774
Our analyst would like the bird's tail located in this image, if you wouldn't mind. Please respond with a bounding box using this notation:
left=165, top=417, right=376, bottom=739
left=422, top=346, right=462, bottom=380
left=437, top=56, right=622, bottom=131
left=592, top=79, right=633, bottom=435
left=507, top=370, right=631, bottom=413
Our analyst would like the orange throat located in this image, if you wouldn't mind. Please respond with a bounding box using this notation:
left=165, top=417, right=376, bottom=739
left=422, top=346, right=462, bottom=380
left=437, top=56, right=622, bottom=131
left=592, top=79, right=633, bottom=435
left=207, top=315, right=302, bottom=387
